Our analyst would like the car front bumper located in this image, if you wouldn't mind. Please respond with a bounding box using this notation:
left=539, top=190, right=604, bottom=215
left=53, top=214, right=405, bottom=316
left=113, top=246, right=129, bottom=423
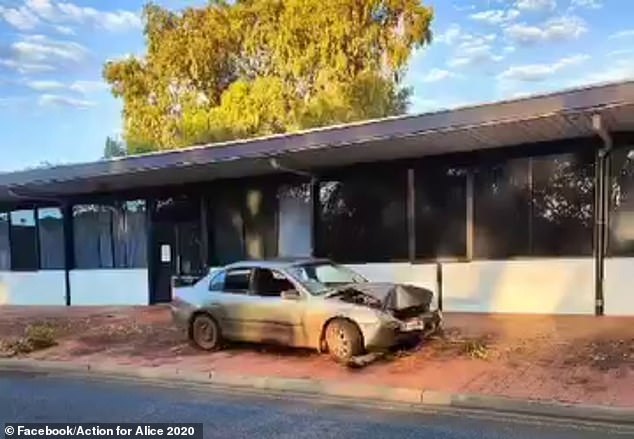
left=363, top=309, right=443, bottom=350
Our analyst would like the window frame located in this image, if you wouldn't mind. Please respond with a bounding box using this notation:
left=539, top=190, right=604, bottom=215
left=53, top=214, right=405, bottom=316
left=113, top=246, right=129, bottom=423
left=251, top=267, right=300, bottom=298
left=221, top=267, right=253, bottom=295
left=469, top=148, right=596, bottom=261
left=608, top=144, right=634, bottom=257
left=315, top=164, right=410, bottom=264
left=0, top=210, right=11, bottom=271
left=36, top=206, right=66, bottom=270
left=72, top=200, right=148, bottom=270
left=9, top=208, right=40, bottom=272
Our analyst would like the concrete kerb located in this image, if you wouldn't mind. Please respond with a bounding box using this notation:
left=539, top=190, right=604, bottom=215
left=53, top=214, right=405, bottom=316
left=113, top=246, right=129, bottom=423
left=1, top=358, right=633, bottom=425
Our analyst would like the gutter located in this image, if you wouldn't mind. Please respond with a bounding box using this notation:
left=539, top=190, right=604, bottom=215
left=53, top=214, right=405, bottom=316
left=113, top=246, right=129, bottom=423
left=591, top=114, right=613, bottom=316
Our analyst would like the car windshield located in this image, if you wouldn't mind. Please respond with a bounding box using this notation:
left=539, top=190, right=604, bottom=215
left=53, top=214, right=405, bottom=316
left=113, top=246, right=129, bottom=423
left=287, top=262, right=367, bottom=295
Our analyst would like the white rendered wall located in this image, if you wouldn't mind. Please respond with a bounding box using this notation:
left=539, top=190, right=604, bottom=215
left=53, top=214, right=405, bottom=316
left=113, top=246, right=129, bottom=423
left=0, top=271, right=67, bottom=305
left=604, top=258, right=634, bottom=316
left=70, top=269, right=149, bottom=306
left=442, top=259, right=595, bottom=314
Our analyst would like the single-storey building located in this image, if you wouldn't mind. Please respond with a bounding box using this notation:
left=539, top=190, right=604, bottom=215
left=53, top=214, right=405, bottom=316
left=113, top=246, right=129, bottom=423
left=1, top=80, right=633, bottom=315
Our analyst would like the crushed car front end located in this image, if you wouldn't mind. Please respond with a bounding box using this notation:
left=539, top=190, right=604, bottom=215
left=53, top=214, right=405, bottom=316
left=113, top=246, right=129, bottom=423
left=325, top=283, right=443, bottom=350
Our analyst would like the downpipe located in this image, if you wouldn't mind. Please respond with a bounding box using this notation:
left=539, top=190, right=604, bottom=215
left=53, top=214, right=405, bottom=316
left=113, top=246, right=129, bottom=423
left=591, top=114, right=612, bottom=316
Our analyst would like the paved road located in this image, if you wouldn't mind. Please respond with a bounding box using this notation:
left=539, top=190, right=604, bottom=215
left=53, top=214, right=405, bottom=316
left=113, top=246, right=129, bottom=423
left=0, top=371, right=632, bottom=439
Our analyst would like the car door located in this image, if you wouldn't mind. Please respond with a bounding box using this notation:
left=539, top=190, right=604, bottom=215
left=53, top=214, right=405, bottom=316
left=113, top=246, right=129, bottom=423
left=249, top=268, right=308, bottom=347
left=210, top=267, right=262, bottom=342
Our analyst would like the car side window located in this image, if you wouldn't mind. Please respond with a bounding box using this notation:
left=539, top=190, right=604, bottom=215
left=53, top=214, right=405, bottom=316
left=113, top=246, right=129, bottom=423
left=223, top=268, right=252, bottom=294
left=252, top=268, right=296, bottom=297
left=208, top=270, right=226, bottom=291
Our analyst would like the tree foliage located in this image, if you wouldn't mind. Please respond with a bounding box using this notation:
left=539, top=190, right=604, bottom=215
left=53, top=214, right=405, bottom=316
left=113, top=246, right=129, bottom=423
left=103, top=136, right=127, bottom=159
left=103, top=0, right=433, bottom=153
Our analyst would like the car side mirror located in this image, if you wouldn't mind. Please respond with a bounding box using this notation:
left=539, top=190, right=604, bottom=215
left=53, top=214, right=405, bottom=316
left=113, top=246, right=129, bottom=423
left=281, top=289, right=300, bottom=300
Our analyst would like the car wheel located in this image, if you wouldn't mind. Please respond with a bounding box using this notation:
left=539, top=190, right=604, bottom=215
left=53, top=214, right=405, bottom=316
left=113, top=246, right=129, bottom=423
left=325, top=319, right=363, bottom=362
left=190, top=313, right=222, bottom=351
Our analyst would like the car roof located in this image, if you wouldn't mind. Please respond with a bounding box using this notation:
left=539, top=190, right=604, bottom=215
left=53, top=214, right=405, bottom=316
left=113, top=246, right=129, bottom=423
left=223, top=257, right=333, bottom=270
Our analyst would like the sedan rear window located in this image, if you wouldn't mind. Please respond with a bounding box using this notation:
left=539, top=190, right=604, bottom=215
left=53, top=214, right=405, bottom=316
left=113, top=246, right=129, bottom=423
left=208, top=270, right=226, bottom=291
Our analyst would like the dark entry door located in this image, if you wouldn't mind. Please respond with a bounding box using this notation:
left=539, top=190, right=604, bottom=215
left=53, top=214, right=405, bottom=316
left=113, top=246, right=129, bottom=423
left=150, top=196, right=205, bottom=304
left=152, top=221, right=176, bottom=303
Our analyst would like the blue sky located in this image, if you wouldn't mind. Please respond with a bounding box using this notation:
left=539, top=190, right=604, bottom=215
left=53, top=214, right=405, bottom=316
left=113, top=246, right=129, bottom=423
left=0, top=0, right=632, bottom=172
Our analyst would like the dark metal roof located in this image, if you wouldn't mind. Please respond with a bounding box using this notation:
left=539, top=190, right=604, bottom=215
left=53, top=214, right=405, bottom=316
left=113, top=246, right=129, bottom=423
left=1, top=80, right=634, bottom=201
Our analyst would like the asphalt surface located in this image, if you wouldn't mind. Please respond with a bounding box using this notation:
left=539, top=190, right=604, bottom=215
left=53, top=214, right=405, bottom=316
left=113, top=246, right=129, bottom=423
left=0, top=371, right=632, bottom=439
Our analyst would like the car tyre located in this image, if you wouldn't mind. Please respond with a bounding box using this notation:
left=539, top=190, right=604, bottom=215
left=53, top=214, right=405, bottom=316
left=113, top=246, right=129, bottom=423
left=325, top=319, right=364, bottom=362
left=190, top=313, right=222, bottom=351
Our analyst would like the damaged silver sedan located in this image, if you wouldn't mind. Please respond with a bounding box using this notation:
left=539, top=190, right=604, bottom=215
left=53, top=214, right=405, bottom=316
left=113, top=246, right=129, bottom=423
left=170, top=258, right=442, bottom=362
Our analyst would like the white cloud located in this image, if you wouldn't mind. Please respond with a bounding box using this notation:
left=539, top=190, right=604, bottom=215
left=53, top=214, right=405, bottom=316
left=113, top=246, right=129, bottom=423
left=567, top=59, right=634, bottom=86
left=570, top=0, right=602, bottom=10
left=56, top=2, right=141, bottom=32
left=506, top=16, right=587, bottom=44
left=38, top=93, right=95, bottom=108
left=470, top=9, right=520, bottom=25
left=13, top=35, right=88, bottom=64
left=610, top=29, right=634, bottom=40
left=448, top=35, right=504, bottom=68
left=435, top=24, right=463, bottom=45
left=0, top=0, right=141, bottom=32
left=54, top=25, right=74, bottom=35
left=25, top=0, right=57, bottom=21
left=0, top=5, right=40, bottom=30
left=498, top=54, right=590, bottom=81
left=454, top=4, right=477, bottom=12
left=420, top=68, right=457, bottom=83
left=25, top=79, right=64, bottom=91
left=516, top=0, right=556, bottom=12
left=69, top=80, right=108, bottom=94
left=0, top=59, right=55, bottom=74
left=23, top=78, right=107, bottom=94
left=608, top=48, right=634, bottom=58
left=510, top=90, right=534, bottom=99
left=0, top=34, right=88, bottom=74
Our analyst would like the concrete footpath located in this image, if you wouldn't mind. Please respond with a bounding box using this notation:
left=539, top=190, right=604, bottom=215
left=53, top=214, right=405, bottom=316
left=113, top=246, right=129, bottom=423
left=1, top=306, right=633, bottom=424
left=1, top=358, right=633, bottom=425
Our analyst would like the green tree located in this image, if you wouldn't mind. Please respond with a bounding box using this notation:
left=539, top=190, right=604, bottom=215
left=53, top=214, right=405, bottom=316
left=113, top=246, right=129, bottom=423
left=104, top=0, right=433, bottom=153
left=103, top=136, right=127, bottom=158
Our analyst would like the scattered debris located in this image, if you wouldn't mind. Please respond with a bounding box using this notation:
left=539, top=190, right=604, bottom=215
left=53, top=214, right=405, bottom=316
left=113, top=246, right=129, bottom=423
left=0, top=324, right=58, bottom=357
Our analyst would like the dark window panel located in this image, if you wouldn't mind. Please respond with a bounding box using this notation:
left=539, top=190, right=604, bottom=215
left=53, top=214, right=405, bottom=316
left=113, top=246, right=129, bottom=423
left=10, top=209, right=39, bottom=271
left=0, top=212, right=10, bottom=270
left=243, top=186, right=277, bottom=260
left=113, top=200, right=148, bottom=269
left=177, top=220, right=203, bottom=275
left=473, top=158, right=531, bottom=259
left=73, top=205, right=115, bottom=269
left=610, top=146, right=634, bottom=256
left=415, top=166, right=467, bottom=259
left=38, top=207, right=65, bottom=270
left=317, top=168, right=408, bottom=262
left=531, top=151, right=595, bottom=256
left=210, top=190, right=245, bottom=266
